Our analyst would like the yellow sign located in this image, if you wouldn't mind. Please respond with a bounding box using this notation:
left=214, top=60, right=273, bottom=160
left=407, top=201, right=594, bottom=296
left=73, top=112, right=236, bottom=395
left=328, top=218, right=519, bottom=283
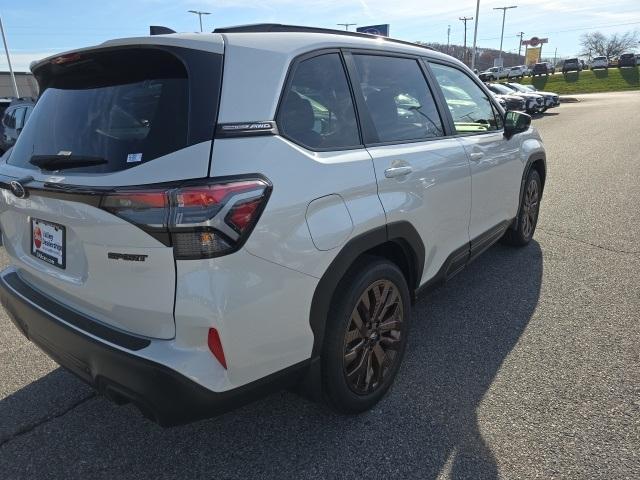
left=526, top=47, right=541, bottom=66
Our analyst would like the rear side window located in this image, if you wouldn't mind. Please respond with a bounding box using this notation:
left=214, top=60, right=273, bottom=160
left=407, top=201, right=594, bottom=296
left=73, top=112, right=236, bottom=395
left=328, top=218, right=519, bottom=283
left=430, top=63, right=502, bottom=135
left=9, top=47, right=222, bottom=174
left=14, top=107, right=27, bottom=130
left=278, top=53, right=360, bottom=150
left=352, top=55, right=444, bottom=143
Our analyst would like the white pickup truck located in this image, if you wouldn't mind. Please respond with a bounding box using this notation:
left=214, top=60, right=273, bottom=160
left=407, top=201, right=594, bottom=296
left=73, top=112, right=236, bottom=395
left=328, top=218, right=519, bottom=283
left=478, top=66, right=509, bottom=81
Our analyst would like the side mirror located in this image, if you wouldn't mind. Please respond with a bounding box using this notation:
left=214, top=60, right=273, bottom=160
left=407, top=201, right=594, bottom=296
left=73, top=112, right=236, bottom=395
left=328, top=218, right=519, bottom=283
left=504, top=111, right=531, bottom=139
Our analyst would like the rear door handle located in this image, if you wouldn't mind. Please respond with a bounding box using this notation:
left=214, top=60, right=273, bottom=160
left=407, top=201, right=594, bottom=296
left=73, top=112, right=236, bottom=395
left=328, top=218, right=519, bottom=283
left=384, top=165, right=413, bottom=178
left=469, top=152, right=484, bottom=161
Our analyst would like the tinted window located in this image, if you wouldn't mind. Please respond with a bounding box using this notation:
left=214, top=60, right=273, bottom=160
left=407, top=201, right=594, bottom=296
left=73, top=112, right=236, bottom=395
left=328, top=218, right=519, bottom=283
left=278, top=53, right=359, bottom=150
left=9, top=48, right=222, bottom=174
left=14, top=107, right=27, bottom=129
left=4, top=109, right=15, bottom=128
left=430, top=63, right=501, bottom=134
left=352, top=55, right=443, bottom=143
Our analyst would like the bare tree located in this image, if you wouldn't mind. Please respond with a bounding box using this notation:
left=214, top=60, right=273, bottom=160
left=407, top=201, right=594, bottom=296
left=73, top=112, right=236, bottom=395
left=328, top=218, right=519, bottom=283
left=580, top=30, right=639, bottom=59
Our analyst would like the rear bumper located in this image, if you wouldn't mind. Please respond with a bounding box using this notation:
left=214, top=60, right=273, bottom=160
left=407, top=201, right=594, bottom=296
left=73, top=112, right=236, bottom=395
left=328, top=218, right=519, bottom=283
left=0, top=268, right=308, bottom=426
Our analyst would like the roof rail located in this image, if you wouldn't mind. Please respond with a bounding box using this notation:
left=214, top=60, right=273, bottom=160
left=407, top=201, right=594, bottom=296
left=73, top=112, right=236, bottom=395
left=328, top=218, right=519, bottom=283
left=213, top=24, right=433, bottom=52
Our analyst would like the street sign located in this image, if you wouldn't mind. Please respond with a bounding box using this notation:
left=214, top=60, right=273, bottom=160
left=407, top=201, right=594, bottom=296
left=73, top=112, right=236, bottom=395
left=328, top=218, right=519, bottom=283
left=356, top=24, right=390, bottom=36
left=521, top=36, right=548, bottom=47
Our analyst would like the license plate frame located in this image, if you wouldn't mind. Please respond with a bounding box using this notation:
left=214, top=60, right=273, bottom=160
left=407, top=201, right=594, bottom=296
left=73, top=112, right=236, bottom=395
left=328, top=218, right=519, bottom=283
left=30, top=218, right=66, bottom=269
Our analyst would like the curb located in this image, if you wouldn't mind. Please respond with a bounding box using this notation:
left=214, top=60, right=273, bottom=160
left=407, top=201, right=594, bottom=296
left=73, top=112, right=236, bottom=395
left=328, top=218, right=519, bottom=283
left=559, top=96, right=580, bottom=103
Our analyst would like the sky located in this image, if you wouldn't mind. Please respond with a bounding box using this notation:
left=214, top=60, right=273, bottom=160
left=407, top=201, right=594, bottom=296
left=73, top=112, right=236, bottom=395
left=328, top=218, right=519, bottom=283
left=1, top=0, right=639, bottom=71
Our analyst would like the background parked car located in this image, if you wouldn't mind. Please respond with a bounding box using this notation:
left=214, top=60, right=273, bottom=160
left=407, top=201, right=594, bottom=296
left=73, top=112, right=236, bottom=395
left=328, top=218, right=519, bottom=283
left=532, top=62, right=555, bottom=76
left=478, top=66, right=509, bottom=81
left=519, top=84, right=560, bottom=107
left=590, top=56, right=609, bottom=70
left=504, top=83, right=559, bottom=111
left=486, top=83, right=543, bottom=114
left=618, top=53, right=637, bottom=68
left=562, top=58, right=581, bottom=73
left=609, top=57, right=619, bottom=67
left=0, top=98, right=35, bottom=154
left=507, top=66, right=526, bottom=78
left=490, top=92, right=526, bottom=111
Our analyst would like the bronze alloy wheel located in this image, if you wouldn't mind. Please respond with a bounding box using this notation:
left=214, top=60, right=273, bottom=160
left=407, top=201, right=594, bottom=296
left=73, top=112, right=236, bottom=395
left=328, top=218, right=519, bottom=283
left=343, top=279, right=403, bottom=395
left=521, top=177, right=540, bottom=239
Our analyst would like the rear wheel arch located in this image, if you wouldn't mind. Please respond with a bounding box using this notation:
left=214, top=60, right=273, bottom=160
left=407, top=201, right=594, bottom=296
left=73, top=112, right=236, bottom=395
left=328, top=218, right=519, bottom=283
left=308, top=222, right=424, bottom=359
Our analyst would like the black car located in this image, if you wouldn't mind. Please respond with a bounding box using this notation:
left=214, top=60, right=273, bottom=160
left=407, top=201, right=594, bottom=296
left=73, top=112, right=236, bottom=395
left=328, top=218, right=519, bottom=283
left=532, top=62, right=549, bottom=76
left=0, top=98, right=35, bottom=155
left=618, top=53, right=637, bottom=68
left=562, top=58, right=581, bottom=73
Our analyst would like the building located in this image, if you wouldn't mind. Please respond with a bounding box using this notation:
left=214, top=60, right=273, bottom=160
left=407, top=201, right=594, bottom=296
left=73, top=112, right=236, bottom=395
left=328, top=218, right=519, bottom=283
left=0, top=71, right=38, bottom=98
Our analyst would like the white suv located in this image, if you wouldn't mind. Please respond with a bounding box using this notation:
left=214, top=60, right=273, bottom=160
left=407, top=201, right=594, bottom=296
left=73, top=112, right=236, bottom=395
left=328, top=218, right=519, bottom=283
left=0, top=25, right=546, bottom=426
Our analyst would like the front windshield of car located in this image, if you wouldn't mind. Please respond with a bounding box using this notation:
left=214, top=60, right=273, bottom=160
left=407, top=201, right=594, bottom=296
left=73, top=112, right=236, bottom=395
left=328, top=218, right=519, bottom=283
left=510, top=67, right=520, bottom=70
left=594, top=56, right=607, bottom=61
left=488, top=84, right=513, bottom=95
left=507, top=83, right=528, bottom=93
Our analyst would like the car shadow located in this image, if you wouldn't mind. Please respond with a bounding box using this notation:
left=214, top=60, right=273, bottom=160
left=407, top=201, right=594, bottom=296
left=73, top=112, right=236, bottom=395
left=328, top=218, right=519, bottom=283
left=562, top=71, right=580, bottom=83
left=619, top=66, right=639, bottom=86
left=593, top=68, right=609, bottom=79
left=0, top=242, right=543, bottom=479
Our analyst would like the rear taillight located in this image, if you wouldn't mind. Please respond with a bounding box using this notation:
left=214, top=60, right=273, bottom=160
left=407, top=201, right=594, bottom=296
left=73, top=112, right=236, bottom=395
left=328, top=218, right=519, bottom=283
left=101, top=178, right=270, bottom=259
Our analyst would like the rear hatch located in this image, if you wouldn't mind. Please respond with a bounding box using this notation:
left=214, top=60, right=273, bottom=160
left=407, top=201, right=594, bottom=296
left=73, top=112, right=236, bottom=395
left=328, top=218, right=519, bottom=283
left=0, top=42, right=224, bottom=339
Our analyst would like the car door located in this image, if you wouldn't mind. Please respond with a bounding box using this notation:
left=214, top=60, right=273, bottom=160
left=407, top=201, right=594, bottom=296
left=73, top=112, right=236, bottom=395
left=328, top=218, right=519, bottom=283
left=428, top=62, right=522, bottom=247
left=345, top=52, right=472, bottom=284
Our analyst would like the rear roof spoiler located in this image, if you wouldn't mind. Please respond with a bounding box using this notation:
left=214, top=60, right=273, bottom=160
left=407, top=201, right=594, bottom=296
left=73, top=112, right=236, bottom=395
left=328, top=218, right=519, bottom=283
left=150, top=26, right=176, bottom=35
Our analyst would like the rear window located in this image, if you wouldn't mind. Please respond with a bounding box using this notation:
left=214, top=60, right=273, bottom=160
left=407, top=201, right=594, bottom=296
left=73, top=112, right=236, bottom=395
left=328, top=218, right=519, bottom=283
left=10, top=47, right=222, bottom=174
left=620, top=54, right=635, bottom=59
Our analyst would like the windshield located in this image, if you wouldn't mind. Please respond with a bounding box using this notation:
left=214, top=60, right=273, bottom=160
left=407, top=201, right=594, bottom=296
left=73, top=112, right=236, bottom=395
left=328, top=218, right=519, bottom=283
left=489, top=84, right=514, bottom=95
left=506, top=83, right=528, bottom=93
left=9, top=47, right=222, bottom=174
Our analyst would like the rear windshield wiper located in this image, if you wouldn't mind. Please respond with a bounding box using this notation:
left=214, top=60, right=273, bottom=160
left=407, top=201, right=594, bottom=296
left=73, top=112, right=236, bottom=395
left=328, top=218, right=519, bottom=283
left=30, top=155, right=107, bottom=171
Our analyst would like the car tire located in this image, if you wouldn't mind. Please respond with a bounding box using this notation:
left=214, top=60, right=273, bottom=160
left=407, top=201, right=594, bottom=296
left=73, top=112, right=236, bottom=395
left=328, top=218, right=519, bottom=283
left=501, top=169, right=542, bottom=247
left=322, top=257, right=411, bottom=414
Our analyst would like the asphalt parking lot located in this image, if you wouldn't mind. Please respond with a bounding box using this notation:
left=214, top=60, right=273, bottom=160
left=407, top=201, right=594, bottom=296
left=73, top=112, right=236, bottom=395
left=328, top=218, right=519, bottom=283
left=0, top=91, right=638, bottom=479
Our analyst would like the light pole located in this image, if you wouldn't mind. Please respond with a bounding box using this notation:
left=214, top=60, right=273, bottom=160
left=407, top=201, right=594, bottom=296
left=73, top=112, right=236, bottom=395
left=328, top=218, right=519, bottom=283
left=447, top=25, right=451, bottom=54
left=188, top=10, right=211, bottom=32
left=493, top=5, right=517, bottom=63
left=459, top=17, right=473, bottom=65
left=337, top=23, right=356, bottom=31
left=470, top=0, right=481, bottom=70
left=0, top=13, right=18, bottom=98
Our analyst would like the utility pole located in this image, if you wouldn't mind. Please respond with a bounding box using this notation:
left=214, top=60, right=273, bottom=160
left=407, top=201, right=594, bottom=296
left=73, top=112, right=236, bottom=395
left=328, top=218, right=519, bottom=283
left=188, top=10, right=211, bottom=32
left=337, top=23, right=356, bottom=31
left=459, top=16, right=473, bottom=65
left=517, top=31, right=525, bottom=61
left=493, top=6, right=518, bottom=63
left=471, top=0, right=481, bottom=70
left=553, top=47, right=557, bottom=67
left=447, top=25, right=451, bottom=54
left=0, top=13, right=19, bottom=98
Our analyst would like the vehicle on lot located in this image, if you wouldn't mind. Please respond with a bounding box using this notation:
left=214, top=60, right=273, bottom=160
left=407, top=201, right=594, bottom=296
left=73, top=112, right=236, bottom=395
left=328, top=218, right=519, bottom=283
left=478, top=66, right=509, bottom=81
left=609, top=57, right=619, bottom=67
left=532, top=62, right=549, bottom=76
left=562, top=58, right=581, bottom=73
left=0, top=98, right=35, bottom=155
left=0, top=25, right=546, bottom=426
left=618, top=53, right=637, bottom=68
left=507, top=66, right=526, bottom=78
left=504, top=83, right=559, bottom=111
left=486, top=82, right=544, bottom=114
left=490, top=91, right=526, bottom=111
left=590, top=56, right=609, bottom=70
